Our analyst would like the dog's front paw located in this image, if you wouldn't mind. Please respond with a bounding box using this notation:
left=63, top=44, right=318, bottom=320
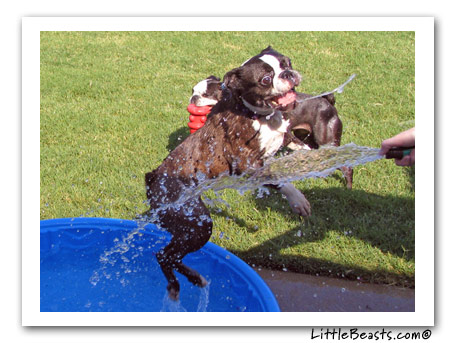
left=280, top=183, right=311, bottom=217
left=289, top=194, right=311, bottom=217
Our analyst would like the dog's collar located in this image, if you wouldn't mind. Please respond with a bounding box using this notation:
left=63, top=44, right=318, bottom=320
left=241, top=98, right=275, bottom=117
left=222, top=82, right=276, bottom=119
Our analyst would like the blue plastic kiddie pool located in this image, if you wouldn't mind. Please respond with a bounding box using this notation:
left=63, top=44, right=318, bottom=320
left=40, top=218, right=280, bottom=312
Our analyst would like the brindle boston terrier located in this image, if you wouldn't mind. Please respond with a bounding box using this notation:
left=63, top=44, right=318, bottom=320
left=146, top=47, right=315, bottom=300
left=189, top=76, right=353, bottom=188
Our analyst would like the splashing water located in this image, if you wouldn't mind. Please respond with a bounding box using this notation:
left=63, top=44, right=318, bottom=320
left=196, top=280, right=211, bottom=312
left=296, top=74, right=356, bottom=103
left=175, top=143, right=383, bottom=205
left=88, top=143, right=382, bottom=308
left=161, top=291, right=188, bottom=312
left=89, top=221, right=150, bottom=287
left=159, top=280, right=211, bottom=312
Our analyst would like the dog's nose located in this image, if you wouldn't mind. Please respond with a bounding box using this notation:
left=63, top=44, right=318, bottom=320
left=190, top=95, right=200, bottom=105
left=279, top=70, right=301, bottom=86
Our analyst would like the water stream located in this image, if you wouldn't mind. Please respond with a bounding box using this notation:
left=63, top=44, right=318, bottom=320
left=175, top=143, right=383, bottom=206
left=148, top=73, right=361, bottom=211
left=296, top=73, right=357, bottom=103
left=84, top=142, right=384, bottom=311
left=49, top=71, right=394, bottom=311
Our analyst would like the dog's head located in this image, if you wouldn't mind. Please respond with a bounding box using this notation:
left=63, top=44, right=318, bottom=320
left=189, top=75, right=223, bottom=106
left=222, top=46, right=302, bottom=115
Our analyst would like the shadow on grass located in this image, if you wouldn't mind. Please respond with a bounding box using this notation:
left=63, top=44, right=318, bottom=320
left=164, top=127, right=415, bottom=287
left=167, top=126, right=190, bottom=152
left=212, top=186, right=415, bottom=287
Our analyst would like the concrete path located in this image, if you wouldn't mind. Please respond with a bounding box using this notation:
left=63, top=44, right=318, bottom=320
left=257, top=269, right=415, bottom=312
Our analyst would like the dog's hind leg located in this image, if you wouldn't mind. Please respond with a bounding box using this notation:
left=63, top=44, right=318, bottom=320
left=156, top=241, right=182, bottom=301
left=340, top=166, right=353, bottom=189
left=331, top=120, right=353, bottom=189
left=175, top=262, right=209, bottom=288
left=315, top=115, right=353, bottom=189
left=157, top=230, right=212, bottom=300
left=177, top=214, right=213, bottom=287
left=156, top=200, right=213, bottom=300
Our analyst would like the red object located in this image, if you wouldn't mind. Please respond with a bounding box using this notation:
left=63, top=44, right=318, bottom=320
left=187, top=104, right=212, bottom=133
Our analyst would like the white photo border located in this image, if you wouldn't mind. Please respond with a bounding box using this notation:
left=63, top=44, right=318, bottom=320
left=22, top=16, right=434, bottom=326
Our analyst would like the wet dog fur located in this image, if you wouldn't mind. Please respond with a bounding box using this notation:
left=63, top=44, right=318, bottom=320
left=189, top=78, right=353, bottom=188
left=145, top=47, right=309, bottom=300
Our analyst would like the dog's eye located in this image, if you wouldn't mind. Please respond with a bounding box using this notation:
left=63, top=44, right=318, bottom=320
left=261, top=75, right=272, bottom=86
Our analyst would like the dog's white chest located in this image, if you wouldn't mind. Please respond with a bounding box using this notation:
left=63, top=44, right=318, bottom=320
left=252, top=116, right=289, bottom=158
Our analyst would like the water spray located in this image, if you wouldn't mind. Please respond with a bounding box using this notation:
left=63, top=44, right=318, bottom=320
left=296, top=74, right=357, bottom=103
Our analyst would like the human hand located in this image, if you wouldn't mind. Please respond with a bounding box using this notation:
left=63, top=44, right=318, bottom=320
left=380, top=128, right=415, bottom=166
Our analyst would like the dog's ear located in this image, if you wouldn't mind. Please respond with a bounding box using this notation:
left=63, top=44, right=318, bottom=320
left=223, top=68, right=242, bottom=91
left=323, top=93, right=336, bottom=106
left=207, top=75, right=221, bottom=82
left=222, top=68, right=241, bottom=99
left=222, top=68, right=243, bottom=100
left=261, top=46, right=274, bottom=54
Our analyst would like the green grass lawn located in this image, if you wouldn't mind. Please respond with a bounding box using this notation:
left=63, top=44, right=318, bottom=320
left=40, top=31, right=415, bottom=287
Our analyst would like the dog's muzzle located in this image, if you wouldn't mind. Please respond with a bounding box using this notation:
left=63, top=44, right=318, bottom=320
left=279, top=70, right=301, bottom=87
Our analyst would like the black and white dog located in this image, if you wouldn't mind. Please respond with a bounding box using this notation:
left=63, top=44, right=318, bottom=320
left=190, top=75, right=223, bottom=107
left=146, top=47, right=311, bottom=300
left=189, top=72, right=353, bottom=188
